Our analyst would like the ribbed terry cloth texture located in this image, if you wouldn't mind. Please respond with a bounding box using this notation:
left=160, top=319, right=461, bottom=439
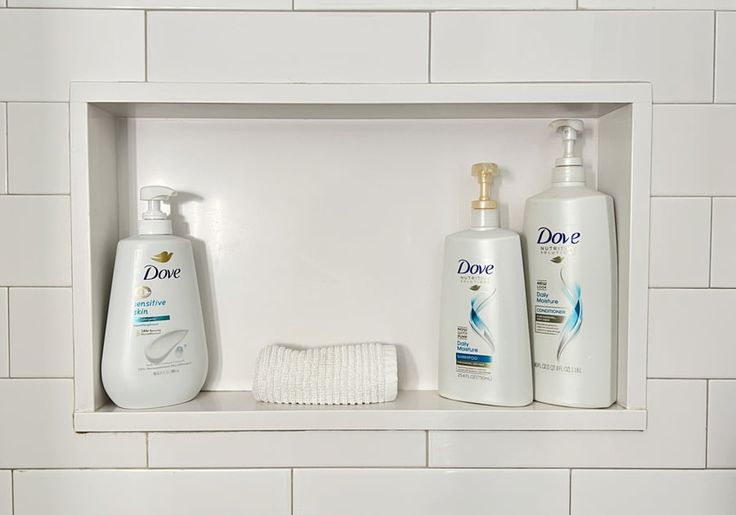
left=253, top=343, right=398, bottom=405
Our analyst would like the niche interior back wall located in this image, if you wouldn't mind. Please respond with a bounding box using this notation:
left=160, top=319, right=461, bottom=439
left=0, top=2, right=735, bottom=515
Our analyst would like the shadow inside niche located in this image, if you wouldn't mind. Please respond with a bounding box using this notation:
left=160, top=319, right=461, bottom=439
left=169, top=191, right=222, bottom=390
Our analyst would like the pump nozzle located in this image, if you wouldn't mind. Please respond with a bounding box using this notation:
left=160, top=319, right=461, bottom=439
left=471, top=162, right=498, bottom=210
left=550, top=119, right=584, bottom=167
left=139, top=185, right=176, bottom=235
left=141, top=186, right=176, bottom=221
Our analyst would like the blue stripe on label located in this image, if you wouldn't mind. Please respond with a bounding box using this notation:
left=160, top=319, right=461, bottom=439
left=133, top=315, right=170, bottom=325
left=456, top=353, right=492, bottom=363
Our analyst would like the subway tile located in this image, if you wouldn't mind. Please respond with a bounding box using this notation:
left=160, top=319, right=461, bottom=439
left=9, top=0, right=289, bottom=7
left=296, top=0, right=574, bottom=9
left=580, top=0, right=736, bottom=8
left=149, top=431, right=425, bottom=468
left=708, top=380, right=736, bottom=468
left=294, top=469, right=569, bottom=515
left=0, top=380, right=145, bottom=468
left=571, top=470, right=736, bottom=515
left=0, top=104, right=6, bottom=194
left=0, top=10, right=144, bottom=101
left=711, top=198, right=736, bottom=288
left=716, top=13, right=736, bottom=103
left=9, top=288, right=73, bottom=378
left=652, top=106, right=736, bottom=196
left=13, top=469, right=290, bottom=515
left=429, top=380, right=705, bottom=468
left=431, top=11, right=713, bottom=103
left=649, top=198, right=711, bottom=288
left=0, top=196, right=70, bottom=286
left=0, top=290, right=7, bottom=377
left=0, top=471, right=9, bottom=515
left=148, top=12, right=428, bottom=84
left=649, top=290, right=736, bottom=378
left=7, top=103, right=69, bottom=194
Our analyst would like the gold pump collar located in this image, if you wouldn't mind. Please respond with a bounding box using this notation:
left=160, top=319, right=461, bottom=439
left=471, top=162, right=498, bottom=210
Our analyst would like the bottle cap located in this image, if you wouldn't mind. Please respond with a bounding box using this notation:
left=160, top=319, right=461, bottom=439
left=138, top=185, right=176, bottom=235
left=549, top=119, right=585, bottom=183
left=471, top=162, right=498, bottom=210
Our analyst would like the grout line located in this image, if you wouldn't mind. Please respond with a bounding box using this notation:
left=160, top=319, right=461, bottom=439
left=145, top=433, right=150, bottom=468
left=569, top=469, right=572, bottom=515
left=712, top=11, right=717, bottom=103
left=708, top=197, right=714, bottom=287
left=427, top=13, right=432, bottom=83
left=144, top=10, right=148, bottom=82
left=4, top=102, right=7, bottom=195
left=425, top=430, right=429, bottom=467
left=4, top=289, right=9, bottom=378
left=290, top=469, right=294, bottom=515
left=10, top=470, right=14, bottom=515
left=705, top=380, right=710, bottom=469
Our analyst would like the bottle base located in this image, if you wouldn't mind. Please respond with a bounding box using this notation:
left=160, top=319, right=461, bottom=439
left=534, top=395, right=616, bottom=409
left=438, top=390, right=533, bottom=408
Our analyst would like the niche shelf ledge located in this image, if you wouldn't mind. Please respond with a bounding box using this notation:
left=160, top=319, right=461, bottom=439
left=74, top=390, right=647, bottom=432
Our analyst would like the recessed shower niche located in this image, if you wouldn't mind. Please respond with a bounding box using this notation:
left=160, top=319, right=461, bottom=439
left=71, top=82, right=651, bottom=432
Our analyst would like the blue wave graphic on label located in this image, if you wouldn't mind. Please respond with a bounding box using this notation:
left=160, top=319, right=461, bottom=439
left=557, top=267, right=582, bottom=361
left=469, top=288, right=496, bottom=354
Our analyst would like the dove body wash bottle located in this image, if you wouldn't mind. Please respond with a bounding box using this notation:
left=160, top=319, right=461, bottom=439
left=438, top=163, right=533, bottom=407
left=522, top=119, right=617, bottom=408
left=102, top=186, right=208, bottom=409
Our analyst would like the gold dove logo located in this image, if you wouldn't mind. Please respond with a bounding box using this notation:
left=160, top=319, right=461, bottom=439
left=151, top=251, right=173, bottom=263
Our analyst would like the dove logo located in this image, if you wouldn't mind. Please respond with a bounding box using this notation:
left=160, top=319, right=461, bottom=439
left=537, top=227, right=581, bottom=245
left=143, top=264, right=182, bottom=281
left=457, top=259, right=495, bottom=275
left=151, top=251, right=174, bottom=263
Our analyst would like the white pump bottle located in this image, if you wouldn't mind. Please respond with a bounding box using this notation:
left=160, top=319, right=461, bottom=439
left=102, top=186, right=208, bottom=409
left=522, top=119, right=618, bottom=408
left=438, top=163, right=533, bottom=406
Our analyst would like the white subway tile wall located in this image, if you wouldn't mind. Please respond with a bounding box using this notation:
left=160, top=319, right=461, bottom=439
left=649, top=197, right=711, bottom=287
left=12, top=469, right=291, bottom=515
left=0, top=3, right=732, bottom=514
left=707, top=380, right=736, bottom=467
left=0, top=104, right=6, bottom=194
left=147, top=12, right=429, bottom=83
left=9, top=288, right=73, bottom=378
left=149, top=431, right=426, bottom=468
left=294, top=469, right=570, bottom=515
left=571, top=470, right=736, bottom=515
left=429, top=380, right=706, bottom=468
left=711, top=197, right=736, bottom=287
left=0, top=380, right=146, bottom=469
left=0, top=10, right=144, bottom=101
left=652, top=106, right=736, bottom=196
left=0, top=289, right=7, bottom=377
left=7, top=103, right=69, bottom=194
left=649, top=290, right=736, bottom=378
left=0, top=471, right=9, bottom=515
left=716, top=12, right=736, bottom=102
left=431, top=11, right=714, bottom=103
left=0, top=196, right=70, bottom=286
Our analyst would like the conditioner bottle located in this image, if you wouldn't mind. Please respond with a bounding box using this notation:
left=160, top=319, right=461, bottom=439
left=522, top=119, right=617, bottom=408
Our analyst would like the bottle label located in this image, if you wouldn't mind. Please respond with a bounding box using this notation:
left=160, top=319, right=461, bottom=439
left=450, top=259, right=496, bottom=382
left=532, top=226, right=584, bottom=374
left=131, top=250, right=193, bottom=377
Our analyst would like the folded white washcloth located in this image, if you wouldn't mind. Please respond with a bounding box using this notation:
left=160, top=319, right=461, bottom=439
left=253, top=342, right=398, bottom=405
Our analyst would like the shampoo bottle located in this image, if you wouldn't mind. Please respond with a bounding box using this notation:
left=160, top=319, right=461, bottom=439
left=522, top=119, right=617, bottom=408
left=102, top=186, right=208, bottom=409
left=438, top=163, right=533, bottom=406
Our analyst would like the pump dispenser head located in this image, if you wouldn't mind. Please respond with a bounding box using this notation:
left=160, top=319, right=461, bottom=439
left=139, top=185, right=176, bottom=235
left=470, top=162, right=499, bottom=228
left=550, top=119, right=585, bottom=183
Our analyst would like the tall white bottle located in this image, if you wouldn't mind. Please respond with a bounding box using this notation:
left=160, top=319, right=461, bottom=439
left=438, top=163, right=532, bottom=407
left=102, top=186, right=208, bottom=409
left=523, top=119, right=617, bottom=408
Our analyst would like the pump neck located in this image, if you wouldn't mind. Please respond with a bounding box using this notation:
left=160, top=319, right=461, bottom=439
left=471, top=208, right=499, bottom=229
